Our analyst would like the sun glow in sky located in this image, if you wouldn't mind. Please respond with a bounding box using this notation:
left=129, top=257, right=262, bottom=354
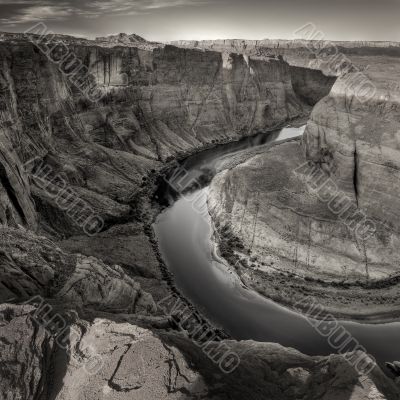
left=0, top=0, right=399, bottom=42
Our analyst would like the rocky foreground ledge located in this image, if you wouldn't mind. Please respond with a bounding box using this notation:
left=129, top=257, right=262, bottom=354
left=3, top=301, right=400, bottom=400
left=2, top=224, right=398, bottom=399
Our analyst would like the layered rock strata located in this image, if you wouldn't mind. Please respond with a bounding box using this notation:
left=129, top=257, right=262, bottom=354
left=171, top=39, right=400, bottom=71
left=209, top=51, right=400, bottom=320
left=0, top=36, right=307, bottom=238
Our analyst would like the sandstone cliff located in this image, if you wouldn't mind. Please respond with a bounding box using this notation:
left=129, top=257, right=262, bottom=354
left=171, top=39, right=400, bottom=69
left=208, top=46, right=400, bottom=320
left=0, top=37, right=307, bottom=238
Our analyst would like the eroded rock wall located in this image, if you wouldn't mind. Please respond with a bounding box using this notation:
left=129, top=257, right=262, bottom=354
left=0, top=40, right=307, bottom=238
left=171, top=39, right=400, bottom=69
left=303, top=71, right=400, bottom=234
left=208, top=51, right=400, bottom=319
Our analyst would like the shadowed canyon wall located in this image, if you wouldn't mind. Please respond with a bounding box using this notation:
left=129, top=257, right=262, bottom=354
left=0, top=39, right=312, bottom=237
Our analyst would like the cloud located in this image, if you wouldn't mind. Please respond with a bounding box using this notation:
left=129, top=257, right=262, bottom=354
left=0, top=0, right=207, bottom=24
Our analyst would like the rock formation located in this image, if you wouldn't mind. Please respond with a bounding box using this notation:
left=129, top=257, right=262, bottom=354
left=0, top=226, right=157, bottom=314
left=2, top=303, right=399, bottom=400
left=208, top=43, right=400, bottom=320
left=171, top=38, right=400, bottom=71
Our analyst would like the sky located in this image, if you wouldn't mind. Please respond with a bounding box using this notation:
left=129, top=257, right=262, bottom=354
left=0, top=0, right=399, bottom=42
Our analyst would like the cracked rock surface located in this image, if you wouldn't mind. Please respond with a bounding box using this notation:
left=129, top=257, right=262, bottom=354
left=2, top=304, right=399, bottom=400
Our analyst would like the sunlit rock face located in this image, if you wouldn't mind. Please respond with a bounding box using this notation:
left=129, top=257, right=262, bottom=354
left=171, top=38, right=400, bottom=71
left=2, top=303, right=399, bottom=400
left=209, top=51, right=400, bottom=321
left=303, top=70, right=400, bottom=234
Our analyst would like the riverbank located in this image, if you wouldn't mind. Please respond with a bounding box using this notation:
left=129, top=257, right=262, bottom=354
left=146, top=118, right=310, bottom=335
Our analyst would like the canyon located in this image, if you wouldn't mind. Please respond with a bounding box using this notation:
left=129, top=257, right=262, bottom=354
left=0, top=32, right=399, bottom=399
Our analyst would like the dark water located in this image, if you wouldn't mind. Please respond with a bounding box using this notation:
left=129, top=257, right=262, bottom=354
left=154, top=126, right=400, bottom=368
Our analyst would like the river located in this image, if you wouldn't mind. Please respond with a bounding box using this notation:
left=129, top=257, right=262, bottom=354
left=154, top=124, right=400, bottom=367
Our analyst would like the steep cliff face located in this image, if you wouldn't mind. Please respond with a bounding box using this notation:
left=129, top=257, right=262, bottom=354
left=303, top=66, right=400, bottom=233
left=208, top=53, right=400, bottom=320
left=172, top=39, right=338, bottom=104
left=172, top=39, right=400, bottom=68
left=172, top=39, right=400, bottom=51
left=0, top=38, right=307, bottom=237
left=290, top=66, right=336, bottom=105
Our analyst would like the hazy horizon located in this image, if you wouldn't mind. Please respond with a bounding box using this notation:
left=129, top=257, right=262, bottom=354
left=3, top=29, right=400, bottom=45
left=0, top=0, right=399, bottom=43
